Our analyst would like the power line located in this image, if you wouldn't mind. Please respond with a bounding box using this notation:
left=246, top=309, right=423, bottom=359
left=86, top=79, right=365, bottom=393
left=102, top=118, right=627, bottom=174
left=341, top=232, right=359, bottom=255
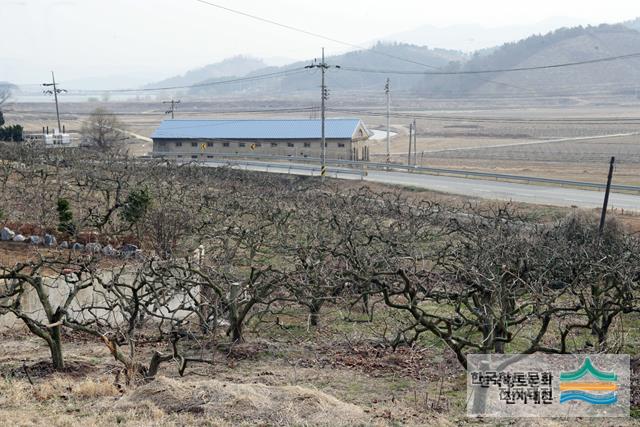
left=340, top=52, right=640, bottom=75
left=21, top=10, right=640, bottom=98
left=368, top=87, right=640, bottom=99
left=28, top=47, right=637, bottom=97
left=8, top=106, right=318, bottom=117
left=192, top=0, right=438, bottom=70
left=14, top=105, right=640, bottom=125
left=327, top=108, right=640, bottom=124
left=332, top=110, right=640, bottom=124
left=190, top=0, right=526, bottom=91
left=64, top=68, right=308, bottom=94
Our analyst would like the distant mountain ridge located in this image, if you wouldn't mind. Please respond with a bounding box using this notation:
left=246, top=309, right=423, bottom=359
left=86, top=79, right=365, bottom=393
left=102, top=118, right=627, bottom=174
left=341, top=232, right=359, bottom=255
left=183, top=43, right=467, bottom=97
left=375, top=17, right=589, bottom=52
left=147, top=20, right=640, bottom=99
left=146, top=56, right=267, bottom=89
left=419, top=24, right=640, bottom=96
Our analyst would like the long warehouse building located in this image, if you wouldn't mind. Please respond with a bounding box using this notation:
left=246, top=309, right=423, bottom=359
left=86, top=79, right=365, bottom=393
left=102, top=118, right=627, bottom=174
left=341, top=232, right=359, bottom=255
left=151, top=118, right=372, bottom=161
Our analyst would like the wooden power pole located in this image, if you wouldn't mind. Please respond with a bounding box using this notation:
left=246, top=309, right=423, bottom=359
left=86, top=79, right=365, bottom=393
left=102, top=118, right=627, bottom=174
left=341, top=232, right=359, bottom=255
left=42, top=71, right=66, bottom=133
left=163, top=99, right=181, bottom=119
left=407, top=122, right=413, bottom=166
left=599, top=156, right=616, bottom=234
left=305, top=48, right=340, bottom=178
left=385, top=78, right=391, bottom=163
left=413, top=119, right=417, bottom=166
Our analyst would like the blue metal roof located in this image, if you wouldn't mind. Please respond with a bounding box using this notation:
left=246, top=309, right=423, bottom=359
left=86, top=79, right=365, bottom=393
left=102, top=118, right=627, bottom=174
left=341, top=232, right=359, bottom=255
left=151, top=119, right=367, bottom=140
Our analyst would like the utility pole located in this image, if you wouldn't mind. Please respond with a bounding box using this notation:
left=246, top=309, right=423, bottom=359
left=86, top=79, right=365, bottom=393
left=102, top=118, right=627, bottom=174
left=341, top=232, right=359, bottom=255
left=413, top=119, right=417, bottom=166
left=42, top=71, right=66, bottom=133
left=385, top=78, right=391, bottom=163
left=306, top=48, right=340, bottom=178
left=309, top=105, right=319, bottom=120
left=163, top=99, right=181, bottom=119
left=407, top=122, right=413, bottom=166
left=599, top=156, right=616, bottom=234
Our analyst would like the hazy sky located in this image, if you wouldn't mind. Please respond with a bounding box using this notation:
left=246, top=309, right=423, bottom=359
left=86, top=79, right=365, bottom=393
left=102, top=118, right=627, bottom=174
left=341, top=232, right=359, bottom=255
left=1, top=0, right=639, bottom=85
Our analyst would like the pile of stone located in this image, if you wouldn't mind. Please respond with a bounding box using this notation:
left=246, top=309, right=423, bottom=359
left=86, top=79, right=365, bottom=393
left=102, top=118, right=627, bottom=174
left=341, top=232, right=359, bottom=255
left=1, top=227, right=16, bottom=242
left=1, top=226, right=142, bottom=259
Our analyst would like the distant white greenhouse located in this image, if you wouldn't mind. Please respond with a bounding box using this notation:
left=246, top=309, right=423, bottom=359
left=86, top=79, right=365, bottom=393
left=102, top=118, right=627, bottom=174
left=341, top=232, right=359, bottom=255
left=23, top=131, right=74, bottom=147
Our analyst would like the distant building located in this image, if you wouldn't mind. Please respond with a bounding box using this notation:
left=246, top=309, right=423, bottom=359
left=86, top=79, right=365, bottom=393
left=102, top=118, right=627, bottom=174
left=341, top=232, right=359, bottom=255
left=44, top=132, right=72, bottom=146
left=151, top=118, right=372, bottom=161
left=23, top=130, right=73, bottom=146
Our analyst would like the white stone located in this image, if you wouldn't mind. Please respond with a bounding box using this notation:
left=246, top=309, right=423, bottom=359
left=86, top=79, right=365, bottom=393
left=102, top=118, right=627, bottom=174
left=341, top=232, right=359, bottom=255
left=102, top=244, right=117, bottom=256
left=44, top=234, right=57, bottom=247
left=1, top=227, right=15, bottom=241
left=85, top=242, right=102, bottom=254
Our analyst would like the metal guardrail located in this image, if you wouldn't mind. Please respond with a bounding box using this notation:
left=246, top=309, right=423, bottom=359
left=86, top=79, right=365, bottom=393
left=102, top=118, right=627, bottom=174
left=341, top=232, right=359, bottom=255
left=363, top=162, right=640, bottom=193
left=203, top=158, right=366, bottom=178
left=152, top=151, right=640, bottom=194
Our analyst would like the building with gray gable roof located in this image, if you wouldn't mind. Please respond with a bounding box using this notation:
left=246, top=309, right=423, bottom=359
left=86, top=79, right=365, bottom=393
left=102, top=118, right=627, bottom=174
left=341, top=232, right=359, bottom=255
left=151, top=118, right=371, bottom=161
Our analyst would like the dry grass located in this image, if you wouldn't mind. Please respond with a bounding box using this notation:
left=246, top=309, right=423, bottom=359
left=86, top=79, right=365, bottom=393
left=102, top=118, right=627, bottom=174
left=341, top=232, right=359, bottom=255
left=0, top=373, right=374, bottom=426
left=70, top=378, right=121, bottom=399
left=0, top=327, right=638, bottom=426
left=32, top=376, right=119, bottom=401
left=0, top=327, right=462, bottom=426
left=117, top=376, right=370, bottom=426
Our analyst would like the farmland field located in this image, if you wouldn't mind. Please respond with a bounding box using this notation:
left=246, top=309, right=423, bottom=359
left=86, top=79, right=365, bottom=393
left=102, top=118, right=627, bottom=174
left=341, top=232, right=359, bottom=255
left=5, top=98, right=640, bottom=185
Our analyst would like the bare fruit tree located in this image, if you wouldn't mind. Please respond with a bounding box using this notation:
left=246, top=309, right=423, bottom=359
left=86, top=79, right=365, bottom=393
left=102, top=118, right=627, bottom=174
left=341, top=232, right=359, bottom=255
left=66, top=260, right=214, bottom=383
left=0, top=253, right=99, bottom=370
left=81, top=108, right=129, bottom=152
left=2, top=142, right=639, bottom=380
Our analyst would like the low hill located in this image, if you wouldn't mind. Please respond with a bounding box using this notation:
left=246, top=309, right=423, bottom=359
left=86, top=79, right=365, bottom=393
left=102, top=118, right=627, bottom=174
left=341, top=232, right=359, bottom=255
left=144, top=24, right=640, bottom=100
left=146, top=56, right=267, bottom=89
left=187, top=42, right=466, bottom=98
left=418, top=24, right=640, bottom=97
left=377, top=17, right=588, bottom=52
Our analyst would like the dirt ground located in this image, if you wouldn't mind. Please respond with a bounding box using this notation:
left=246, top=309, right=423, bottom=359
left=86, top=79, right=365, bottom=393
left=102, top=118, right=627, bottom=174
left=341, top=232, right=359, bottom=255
left=1, top=317, right=638, bottom=427
left=0, top=320, right=466, bottom=426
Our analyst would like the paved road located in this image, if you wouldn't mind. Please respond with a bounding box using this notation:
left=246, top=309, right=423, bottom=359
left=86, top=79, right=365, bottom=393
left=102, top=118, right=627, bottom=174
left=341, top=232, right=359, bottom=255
left=204, top=160, right=640, bottom=211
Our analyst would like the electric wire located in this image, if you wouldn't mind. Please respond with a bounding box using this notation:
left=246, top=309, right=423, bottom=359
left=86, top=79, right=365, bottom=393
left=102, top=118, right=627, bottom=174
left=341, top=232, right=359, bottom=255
left=190, top=0, right=529, bottom=91
left=64, top=68, right=308, bottom=94
left=340, top=52, right=640, bottom=75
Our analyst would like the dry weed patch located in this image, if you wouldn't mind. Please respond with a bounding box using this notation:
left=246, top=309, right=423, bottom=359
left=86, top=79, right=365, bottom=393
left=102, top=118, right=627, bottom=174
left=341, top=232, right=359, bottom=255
left=117, top=376, right=370, bottom=426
